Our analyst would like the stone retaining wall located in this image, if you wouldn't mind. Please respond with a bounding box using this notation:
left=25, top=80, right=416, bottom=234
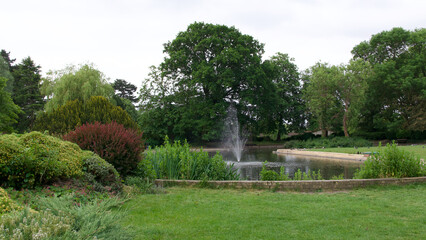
left=155, top=177, right=426, bottom=192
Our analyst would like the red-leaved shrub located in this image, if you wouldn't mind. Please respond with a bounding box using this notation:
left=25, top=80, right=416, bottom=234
left=64, top=121, right=143, bottom=176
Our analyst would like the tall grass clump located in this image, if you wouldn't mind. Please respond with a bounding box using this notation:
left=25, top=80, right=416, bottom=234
left=141, top=137, right=239, bottom=180
left=354, top=142, right=425, bottom=179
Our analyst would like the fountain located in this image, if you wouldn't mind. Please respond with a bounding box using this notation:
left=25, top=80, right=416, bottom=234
left=222, top=104, right=247, bottom=162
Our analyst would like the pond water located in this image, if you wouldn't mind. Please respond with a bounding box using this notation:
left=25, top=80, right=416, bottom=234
left=217, top=148, right=362, bottom=180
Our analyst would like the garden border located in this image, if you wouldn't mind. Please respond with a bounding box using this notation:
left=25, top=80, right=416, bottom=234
left=155, top=177, right=426, bottom=192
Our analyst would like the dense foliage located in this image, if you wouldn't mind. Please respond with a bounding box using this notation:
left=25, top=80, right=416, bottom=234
left=0, top=187, right=22, bottom=215
left=351, top=27, right=426, bottom=138
left=141, top=138, right=239, bottom=180
left=64, top=121, right=144, bottom=176
left=139, top=22, right=277, bottom=143
left=0, top=132, right=84, bottom=189
left=11, top=57, right=44, bottom=132
left=282, top=136, right=372, bottom=149
left=355, top=142, right=425, bottom=179
left=34, top=96, right=139, bottom=134
left=41, top=64, right=114, bottom=112
left=0, top=76, right=21, bottom=132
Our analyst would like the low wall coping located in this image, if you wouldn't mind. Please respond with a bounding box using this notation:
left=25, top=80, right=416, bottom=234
left=155, top=177, right=426, bottom=192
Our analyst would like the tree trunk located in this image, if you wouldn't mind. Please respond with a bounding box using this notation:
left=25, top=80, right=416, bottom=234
left=343, top=103, right=349, bottom=137
left=276, top=130, right=281, bottom=141
left=322, top=129, right=327, bottom=138
left=343, top=112, right=349, bottom=137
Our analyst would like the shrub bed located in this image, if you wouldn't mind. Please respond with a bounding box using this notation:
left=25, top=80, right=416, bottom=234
left=283, top=136, right=372, bottom=149
left=0, top=132, right=84, bottom=189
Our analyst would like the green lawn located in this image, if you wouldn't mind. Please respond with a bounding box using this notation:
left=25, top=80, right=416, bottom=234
left=123, top=184, right=426, bottom=240
left=307, top=145, right=426, bottom=159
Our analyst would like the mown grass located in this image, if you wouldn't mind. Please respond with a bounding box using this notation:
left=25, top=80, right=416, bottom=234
left=123, top=183, right=426, bottom=240
left=308, top=145, right=426, bottom=159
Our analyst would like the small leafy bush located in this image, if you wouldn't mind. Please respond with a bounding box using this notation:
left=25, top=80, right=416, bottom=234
left=354, top=142, right=425, bottom=179
left=144, top=137, right=239, bottom=180
left=64, top=121, right=144, bottom=176
left=80, top=151, right=122, bottom=192
left=283, top=137, right=372, bottom=149
left=0, top=187, right=22, bottom=215
left=260, top=161, right=323, bottom=181
left=0, top=132, right=84, bottom=189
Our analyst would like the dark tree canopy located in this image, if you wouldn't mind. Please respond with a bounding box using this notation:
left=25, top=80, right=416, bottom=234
left=351, top=27, right=426, bottom=137
left=262, top=53, right=305, bottom=140
left=112, top=79, right=138, bottom=103
left=11, top=57, right=44, bottom=132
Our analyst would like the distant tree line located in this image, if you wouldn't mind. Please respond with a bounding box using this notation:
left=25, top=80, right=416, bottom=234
left=1, top=23, right=424, bottom=144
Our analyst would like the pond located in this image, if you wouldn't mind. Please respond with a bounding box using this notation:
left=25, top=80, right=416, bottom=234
left=217, top=148, right=362, bottom=180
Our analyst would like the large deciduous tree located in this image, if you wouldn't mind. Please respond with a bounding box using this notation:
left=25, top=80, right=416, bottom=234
left=11, top=57, right=44, bottom=132
left=42, top=64, right=114, bottom=112
left=304, top=62, right=342, bottom=137
left=336, top=60, right=371, bottom=137
left=351, top=27, right=425, bottom=137
left=140, top=22, right=275, bottom=142
left=263, top=53, right=305, bottom=140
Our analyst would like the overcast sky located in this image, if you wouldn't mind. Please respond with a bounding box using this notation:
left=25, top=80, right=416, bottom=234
left=2, top=0, right=425, bottom=89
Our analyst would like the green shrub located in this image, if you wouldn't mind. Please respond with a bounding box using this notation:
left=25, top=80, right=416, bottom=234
left=260, top=162, right=290, bottom=181
left=80, top=151, right=122, bottom=192
left=144, top=137, right=239, bottom=180
left=0, top=132, right=84, bottom=189
left=260, top=161, right=323, bottom=181
left=283, top=137, right=372, bottom=149
left=354, top=142, right=425, bottom=179
left=0, top=194, right=134, bottom=240
left=36, top=194, right=134, bottom=239
left=34, top=96, right=139, bottom=135
left=0, top=187, right=22, bottom=215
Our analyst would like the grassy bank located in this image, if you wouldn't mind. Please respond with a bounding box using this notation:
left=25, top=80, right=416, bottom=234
left=307, top=145, right=426, bottom=159
left=123, top=184, right=426, bottom=240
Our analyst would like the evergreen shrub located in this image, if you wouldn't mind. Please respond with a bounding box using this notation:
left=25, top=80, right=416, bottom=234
left=0, top=132, right=84, bottom=189
left=64, top=121, right=144, bottom=176
left=81, top=151, right=122, bottom=192
left=33, top=96, right=139, bottom=135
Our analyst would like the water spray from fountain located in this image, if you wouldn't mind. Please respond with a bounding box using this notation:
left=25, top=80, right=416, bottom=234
left=222, top=104, right=247, bottom=162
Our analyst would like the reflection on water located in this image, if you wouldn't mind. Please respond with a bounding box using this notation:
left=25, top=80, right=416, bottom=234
left=216, top=148, right=361, bottom=180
